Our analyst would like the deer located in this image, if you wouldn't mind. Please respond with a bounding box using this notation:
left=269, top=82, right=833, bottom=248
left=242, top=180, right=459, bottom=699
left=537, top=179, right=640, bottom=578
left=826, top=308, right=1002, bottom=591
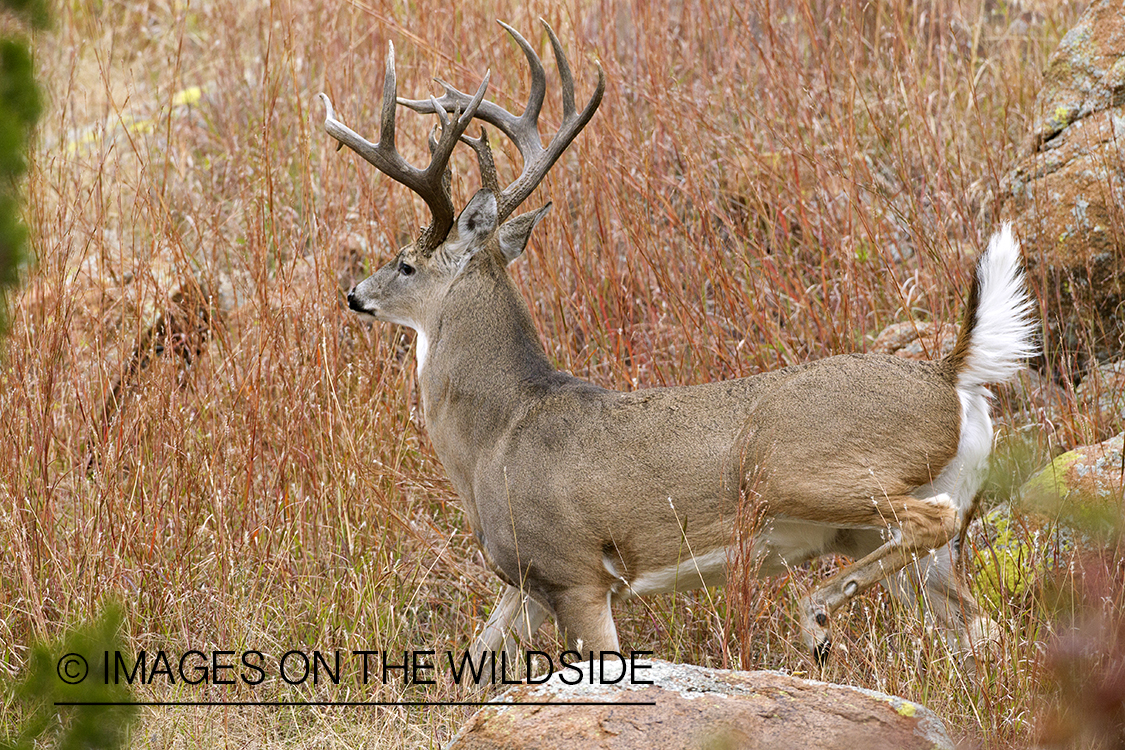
left=318, top=20, right=1037, bottom=674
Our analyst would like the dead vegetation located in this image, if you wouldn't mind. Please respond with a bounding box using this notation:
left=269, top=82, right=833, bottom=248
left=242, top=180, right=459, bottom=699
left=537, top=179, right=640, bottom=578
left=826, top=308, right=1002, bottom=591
left=3, top=1, right=1119, bottom=747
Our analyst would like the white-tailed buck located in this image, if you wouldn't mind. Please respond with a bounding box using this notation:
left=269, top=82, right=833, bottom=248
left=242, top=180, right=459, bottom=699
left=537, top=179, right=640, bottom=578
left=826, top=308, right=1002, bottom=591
left=320, top=21, right=1036, bottom=669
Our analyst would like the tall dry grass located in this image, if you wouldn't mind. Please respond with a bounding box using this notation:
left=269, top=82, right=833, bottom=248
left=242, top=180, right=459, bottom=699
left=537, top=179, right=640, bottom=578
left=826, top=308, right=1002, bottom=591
left=1, top=0, right=1111, bottom=747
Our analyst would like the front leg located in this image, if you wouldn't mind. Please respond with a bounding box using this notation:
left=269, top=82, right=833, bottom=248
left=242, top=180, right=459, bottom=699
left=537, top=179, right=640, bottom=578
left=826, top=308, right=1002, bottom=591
left=473, top=584, right=549, bottom=673
left=552, top=584, right=621, bottom=656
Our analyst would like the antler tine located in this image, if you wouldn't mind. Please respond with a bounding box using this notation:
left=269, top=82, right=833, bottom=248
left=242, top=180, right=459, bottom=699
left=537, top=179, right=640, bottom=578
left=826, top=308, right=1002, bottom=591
left=496, top=20, right=548, bottom=153
left=399, top=19, right=605, bottom=222
left=319, top=41, right=491, bottom=254
left=494, top=19, right=605, bottom=221
left=543, top=21, right=577, bottom=121
left=462, top=127, right=501, bottom=194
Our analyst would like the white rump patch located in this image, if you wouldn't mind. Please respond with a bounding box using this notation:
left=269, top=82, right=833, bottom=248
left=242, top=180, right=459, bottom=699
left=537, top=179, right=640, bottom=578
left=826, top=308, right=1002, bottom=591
left=919, top=225, right=1037, bottom=521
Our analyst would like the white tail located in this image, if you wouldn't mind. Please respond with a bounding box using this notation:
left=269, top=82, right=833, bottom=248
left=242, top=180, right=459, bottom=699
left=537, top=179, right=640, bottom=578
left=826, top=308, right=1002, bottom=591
left=321, top=22, right=1037, bottom=676
left=955, top=223, right=1039, bottom=392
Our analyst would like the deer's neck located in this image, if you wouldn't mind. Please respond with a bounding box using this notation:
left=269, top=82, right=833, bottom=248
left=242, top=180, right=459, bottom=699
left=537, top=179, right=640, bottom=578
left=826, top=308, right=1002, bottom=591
left=417, top=263, right=556, bottom=495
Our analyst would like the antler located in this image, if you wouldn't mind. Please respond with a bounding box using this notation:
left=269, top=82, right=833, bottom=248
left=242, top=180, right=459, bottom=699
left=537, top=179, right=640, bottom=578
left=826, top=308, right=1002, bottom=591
left=399, top=20, right=605, bottom=223
left=319, top=42, right=490, bottom=255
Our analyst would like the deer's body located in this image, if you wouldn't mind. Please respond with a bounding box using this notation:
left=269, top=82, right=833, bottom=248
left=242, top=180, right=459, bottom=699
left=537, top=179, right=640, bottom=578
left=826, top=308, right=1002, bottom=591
left=422, top=243, right=957, bottom=575
left=321, top=22, right=1036, bottom=666
left=410, top=218, right=1012, bottom=657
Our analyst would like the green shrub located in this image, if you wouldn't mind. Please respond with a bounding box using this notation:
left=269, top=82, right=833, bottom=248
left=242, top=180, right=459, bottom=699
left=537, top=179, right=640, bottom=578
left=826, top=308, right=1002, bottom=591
left=0, top=0, right=47, bottom=333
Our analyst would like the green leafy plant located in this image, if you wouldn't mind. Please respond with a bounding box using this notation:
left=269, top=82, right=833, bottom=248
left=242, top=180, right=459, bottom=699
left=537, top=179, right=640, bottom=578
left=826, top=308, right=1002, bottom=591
left=2, top=602, right=136, bottom=750
left=0, top=0, right=47, bottom=333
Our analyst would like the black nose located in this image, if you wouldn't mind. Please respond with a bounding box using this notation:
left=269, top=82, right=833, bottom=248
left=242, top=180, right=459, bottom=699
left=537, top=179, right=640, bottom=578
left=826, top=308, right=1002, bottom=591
left=347, top=289, right=361, bottom=311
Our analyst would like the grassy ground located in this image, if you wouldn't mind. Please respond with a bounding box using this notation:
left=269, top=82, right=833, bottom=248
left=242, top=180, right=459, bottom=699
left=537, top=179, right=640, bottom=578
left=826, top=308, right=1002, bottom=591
left=2, top=0, right=1121, bottom=746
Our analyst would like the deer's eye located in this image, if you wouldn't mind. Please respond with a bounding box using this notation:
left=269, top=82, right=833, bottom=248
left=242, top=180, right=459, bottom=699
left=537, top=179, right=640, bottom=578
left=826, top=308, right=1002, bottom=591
left=398, top=261, right=415, bottom=277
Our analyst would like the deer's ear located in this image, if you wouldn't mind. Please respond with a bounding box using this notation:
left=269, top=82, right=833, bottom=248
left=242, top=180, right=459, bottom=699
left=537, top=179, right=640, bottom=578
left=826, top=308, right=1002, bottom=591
left=499, top=203, right=551, bottom=264
left=456, top=190, right=498, bottom=244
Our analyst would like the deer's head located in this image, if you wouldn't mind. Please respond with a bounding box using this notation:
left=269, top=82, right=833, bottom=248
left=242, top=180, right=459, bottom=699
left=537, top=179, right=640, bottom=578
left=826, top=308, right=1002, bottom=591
left=321, top=21, right=604, bottom=335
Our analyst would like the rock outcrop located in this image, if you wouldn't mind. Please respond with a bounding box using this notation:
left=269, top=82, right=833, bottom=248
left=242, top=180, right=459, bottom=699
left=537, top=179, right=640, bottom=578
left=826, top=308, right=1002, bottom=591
left=1022, top=430, right=1125, bottom=536
left=1076, top=360, right=1125, bottom=427
left=870, top=320, right=960, bottom=361
left=448, top=659, right=954, bottom=750
left=997, top=0, right=1125, bottom=372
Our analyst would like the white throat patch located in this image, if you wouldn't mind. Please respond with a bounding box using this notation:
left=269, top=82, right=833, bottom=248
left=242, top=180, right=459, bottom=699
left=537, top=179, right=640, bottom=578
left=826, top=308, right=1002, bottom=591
left=415, top=330, right=430, bottom=375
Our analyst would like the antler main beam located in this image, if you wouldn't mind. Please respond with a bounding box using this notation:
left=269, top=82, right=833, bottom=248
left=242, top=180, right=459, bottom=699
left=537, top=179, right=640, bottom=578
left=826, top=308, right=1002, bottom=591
left=400, top=20, right=605, bottom=223
left=319, top=42, right=490, bottom=254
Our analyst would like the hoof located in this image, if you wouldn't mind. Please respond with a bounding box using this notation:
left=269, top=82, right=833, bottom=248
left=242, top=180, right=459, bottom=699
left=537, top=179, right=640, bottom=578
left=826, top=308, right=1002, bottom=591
left=813, top=638, right=831, bottom=666
left=799, top=601, right=831, bottom=661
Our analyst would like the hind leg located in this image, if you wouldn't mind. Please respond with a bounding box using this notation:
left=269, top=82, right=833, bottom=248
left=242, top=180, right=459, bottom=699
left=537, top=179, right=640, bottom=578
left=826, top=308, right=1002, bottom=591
left=883, top=544, right=999, bottom=665
left=797, top=492, right=958, bottom=661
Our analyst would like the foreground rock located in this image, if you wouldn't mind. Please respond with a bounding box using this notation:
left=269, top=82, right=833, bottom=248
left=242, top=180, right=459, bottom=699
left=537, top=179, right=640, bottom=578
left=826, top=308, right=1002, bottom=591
left=997, top=0, right=1125, bottom=370
left=448, top=659, right=953, bottom=750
